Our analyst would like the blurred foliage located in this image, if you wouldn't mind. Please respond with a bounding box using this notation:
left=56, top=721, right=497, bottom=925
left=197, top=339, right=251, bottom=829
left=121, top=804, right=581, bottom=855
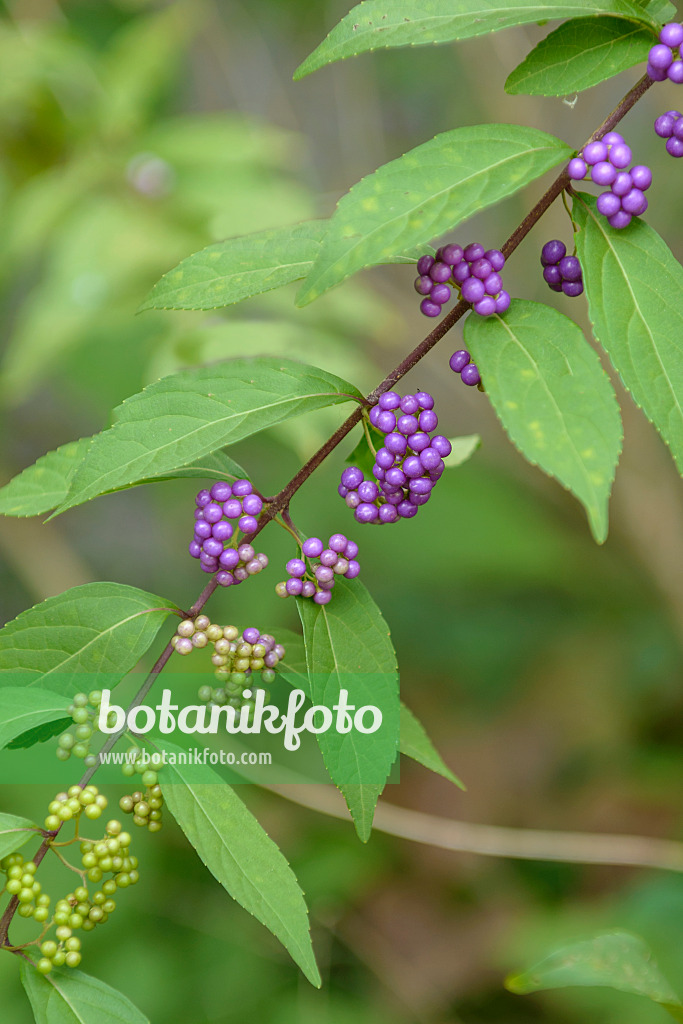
left=1, top=0, right=683, bottom=1022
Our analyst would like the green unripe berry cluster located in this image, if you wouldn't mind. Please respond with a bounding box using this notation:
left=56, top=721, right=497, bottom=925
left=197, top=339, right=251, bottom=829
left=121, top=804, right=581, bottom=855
left=55, top=691, right=109, bottom=768
left=1, top=854, right=50, bottom=921
left=119, top=746, right=165, bottom=785
left=171, top=617, right=284, bottom=713
left=119, top=783, right=164, bottom=832
left=43, top=784, right=107, bottom=831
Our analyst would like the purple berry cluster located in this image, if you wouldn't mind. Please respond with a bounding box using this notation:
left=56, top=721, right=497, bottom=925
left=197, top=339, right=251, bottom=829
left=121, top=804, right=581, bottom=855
left=540, top=240, right=583, bottom=297
left=567, top=131, right=652, bottom=229
left=448, top=350, right=481, bottom=386
left=339, top=391, right=452, bottom=524
left=415, top=242, right=511, bottom=318
left=654, top=109, right=683, bottom=157
left=648, top=22, right=683, bottom=82
left=189, top=480, right=268, bottom=587
left=276, top=534, right=360, bottom=606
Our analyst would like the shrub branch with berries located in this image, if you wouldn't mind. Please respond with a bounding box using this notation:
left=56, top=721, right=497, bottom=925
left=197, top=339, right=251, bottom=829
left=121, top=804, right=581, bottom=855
left=2, top=5, right=683, bottom=1021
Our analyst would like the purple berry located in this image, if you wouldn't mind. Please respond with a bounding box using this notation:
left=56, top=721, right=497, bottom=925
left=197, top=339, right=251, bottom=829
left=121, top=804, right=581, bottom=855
left=302, top=537, right=324, bottom=557
left=239, top=515, right=258, bottom=534
left=416, top=254, right=435, bottom=276
left=355, top=503, right=379, bottom=524
left=301, top=581, right=316, bottom=598
left=242, top=494, right=263, bottom=516
left=320, top=548, right=338, bottom=567
left=621, top=188, right=647, bottom=215
left=379, top=391, right=401, bottom=410
left=429, top=261, right=452, bottom=283
left=668, top=61, right=683, bottom=83
left=483, top=272, right=503, bottom=296
left=561, top=281, right=584, bottom=297
left=372, top=464, right=385, bottom=481
left=452, top=261, right=471, bottom=284
left=541, top=240, right=566, bottom=266
left=591, top=161, right=617, bottom=186
left=484, top=249, right=505, bottom=271
left=210, top=481, right=232, bottom=502
left=397, top=501, right=418, bottom=519
left=385, top=432, right=408, bottom=455
left=666, top=136, right=683, bottom=156
left=232, top=479, right=252, bottom=496
left=286, top=558, right=306, bottom=577
left=418, top=409, right=438, bottom=432
left=196, top=489, right=211, bottom=506
left=223, top=499, right=242, bottom=519
left=558, top=256, right=581, bottom=282
left=346, top=491, right=360, bottom=509
left=341, top=466, right=364, bottom=489
left=313, top=590, right=332, bottom=605
left=203, top=502, right=223, bottom=524
left=194, top=520, right=212, bottom=539
left=583, top=140, right=607, bottom=165
left=243, top=627, right=260, bottom=644
left=602, top=132, right=623, bottom=146
left=400, top=395, right=420, bottom=414
left=430, top=283, right=451, bottom=305
left=369, top=406, right=381, bottom=428
left=596, top=191, right=622, bottom=217
left=420, top=299, right=441, bottom=317
left=543, top=265, right=562, bottom=286
left=203, top=537, right=224, bottom=558
left=420, top=447, right=442, bottom=470
left=630, top=165, right=652, bottom=190
left=461, top=363, right=481, bottom=387
left=407, top=431, right=430, bottom=452
left=495, top=291, right=511, bottom=314
left=212, top=521, right=233, bottom=542
left=474, top=296, right=496, bottom=316
left=344, top=540, right=358, bottom=559
left=463, top=242, right=485, bottom=261
left=430, top=435, right=452, bottom=457
left=385, top=467, right=406, bottom=487
left=655, top=114, right=675, bottom=138
left=471, top=258, right=492, bottom=280
left=189, top=540, right=201, bottom=558
left=219, top=547, right=239, bottom=569
left=649, top=43, right=674, bottom=70
left=660, top=23, right=683, bottom=47
left=414, top=275, right=433, bottom=295
left=449, top=349, right=470, bottom=373
left=461, top=277, right=485, bottom=304
left=611, top=172, right=633, bottom=196
left=414, top=391, right=434, bottom=410
left=397, top=414, right=418, bottom=436
left=286, top=578, right=303, bottom=596
left=675, top=119, right=683, bottom=141
left=648, top=62, right=668, bottom=81
left=409, top=477, right=433, bottom=495
left=358, top=480, right=380, bottom=502
left=441, top=243, right=464, bottom=265
left=378, top=505, right=398, bottom=524
left=375, top=447, right=395, bottom=470
left=608, top=143, right=632, bottom=169
left=329, top=534, right=347, bottom=553
left=567, top=157, right=587, bottom=179
left=608, top=210, right=632, bottom=229
left=376, top=410, right=397, bottom=433
left=216, top=571, right=234, bottom=586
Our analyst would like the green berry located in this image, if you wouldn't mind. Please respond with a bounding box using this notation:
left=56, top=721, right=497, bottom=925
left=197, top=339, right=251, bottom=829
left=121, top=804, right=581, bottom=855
left=121, top=763, right=136, bottom=778
left=84, top=805, right=101, bottom=820
left=34, top=907, right=49, bottom=922
left=41, top=941, right=58, bottom=958
left=72, top=742, right=88, bottom=759
left=65, top=951, right=81, bottom=968
left=37, top=958, right=52, bottom=974
left=55, top=925, right=72, bottom=941
left=58, top=733, right=75, bottom=750
left=141, top=770, right=157, bottom=787
left=71, top=708, right=89, bottom=725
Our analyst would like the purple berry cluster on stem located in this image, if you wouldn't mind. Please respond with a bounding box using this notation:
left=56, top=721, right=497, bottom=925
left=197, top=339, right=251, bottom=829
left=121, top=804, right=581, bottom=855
left=540, top=240, right=584, bottom=297
left=276, top=534, right=359, bottom=606
left=415, top=242, right=511, bottom=319
left=567, top=131, right=652, bottom=228
left=654, top=109, right=683, bottom=156
left=648, top=22, right=683, bottom=82
left=448, top=350, right=481, bottom=386
left=339, top=391, right=452, bottom=524
left=189, top=480, right=268, bottom=587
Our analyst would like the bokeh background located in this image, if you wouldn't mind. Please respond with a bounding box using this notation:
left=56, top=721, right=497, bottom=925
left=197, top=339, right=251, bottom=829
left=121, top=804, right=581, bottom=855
left=1, top=0, right=683, bottom=1020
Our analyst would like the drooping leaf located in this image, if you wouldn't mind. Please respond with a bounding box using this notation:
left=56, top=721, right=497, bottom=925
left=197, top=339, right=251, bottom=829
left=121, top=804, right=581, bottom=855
left=0, top=583, right=177, bottom=693
left=464, top=300, right=622, bottom=543
left=294, top=0, right=657, bottom=80
left=55, top=358, right=361, bottom=515
left=20, top=956, right=150, bottom=1024
left=505, top=17, right=655, bottom=96
left=506, top=931, right=683, bottom=1021
left=573, top=193, right=683, bottom=476
left=400, top=703, right=464, bottom=787
left=443, top=434, right=481, bottom=468
left=297, top=576, right=400, bottom=840
left=296, top=126, right=572, bottom=305
left=141, top=219, right=431, bottom=311
left=0, top=438, right=247, bottom=519
left=0, top=688, right=71, bottom=750
left=160, top=744, right=321, bottom=986
left=0, top=813, right=39, bottom=861
left=7, top=718, right=71, bottom=750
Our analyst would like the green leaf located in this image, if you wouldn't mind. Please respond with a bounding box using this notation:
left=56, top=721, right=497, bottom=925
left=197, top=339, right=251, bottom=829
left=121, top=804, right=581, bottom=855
left=505, top=17, right=655, bottom=96
left=506, top=931, right=683, bottom=1021
left=0, top=813, right=39, bottom=861
left=0, top=688, right=71, bottom=750
left=160, top=744, right=321, bottom=986
left=0, top=583, right=177, bottom=693
left=297, top=576, right=400, bottom=840
left=20, top=956, right=150, bottom=1024
left=0, top=438, right=248, bottom=519
left=55, top=358, right=360, bottom=515
left=573, top=193, right=683, bottom=476
left=400, top=703, right=464, bottom=787
left=443, top=434, right=481, bottom=468
left=464, top=300, right=622, bottom=543
left=296, top=125, right=572, bottom=305
left=294, top=0, right=657, bottom=80
left=7, top=718, right=71, bottom=750
left=141, top=219, right=432, bottom=311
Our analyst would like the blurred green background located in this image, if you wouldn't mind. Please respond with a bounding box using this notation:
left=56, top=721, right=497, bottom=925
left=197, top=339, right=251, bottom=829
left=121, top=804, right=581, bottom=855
left=2, top=0, right=683, bottom=1020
